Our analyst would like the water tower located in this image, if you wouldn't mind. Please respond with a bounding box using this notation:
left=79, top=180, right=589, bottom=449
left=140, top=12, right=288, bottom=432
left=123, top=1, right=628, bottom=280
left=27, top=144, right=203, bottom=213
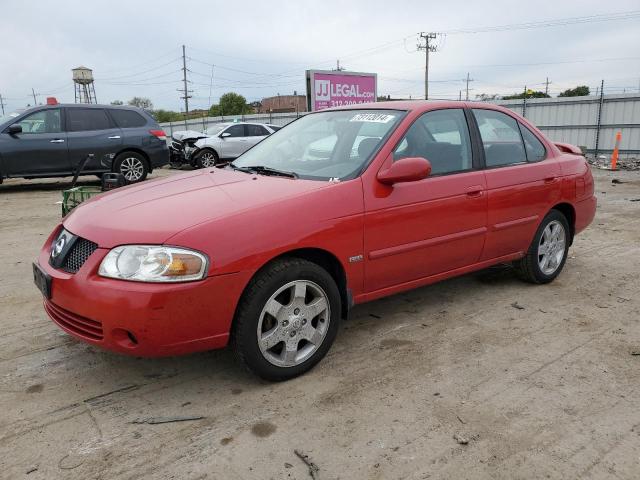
left=72, top=66, right=97, bottom=104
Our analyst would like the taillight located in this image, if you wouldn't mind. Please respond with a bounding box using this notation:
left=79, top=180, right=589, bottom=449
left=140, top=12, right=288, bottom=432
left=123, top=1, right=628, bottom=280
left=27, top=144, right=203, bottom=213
left=149, top=129, right=167, bottom=141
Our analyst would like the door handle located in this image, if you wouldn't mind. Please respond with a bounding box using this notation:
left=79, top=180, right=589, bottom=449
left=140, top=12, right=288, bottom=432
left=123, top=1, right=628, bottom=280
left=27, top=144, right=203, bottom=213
left=50, top=139, right=65, bottom=143
left=544, top=176, right=558, bottom=184
left=466, top=185, right=484, bottom=197
left=108, top=135, right=121, bottom=139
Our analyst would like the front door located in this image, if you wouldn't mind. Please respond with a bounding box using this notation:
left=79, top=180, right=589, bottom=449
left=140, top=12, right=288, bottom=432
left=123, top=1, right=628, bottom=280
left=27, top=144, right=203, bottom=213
left=470, top=108, right=561, bottom=260
left=363, top=108, right=488, bottom=293
left=65, top=107, right=123, bottom=173
left=219, top=124, right=248, bottom=158
left=1, top=108, right=69, bottom=176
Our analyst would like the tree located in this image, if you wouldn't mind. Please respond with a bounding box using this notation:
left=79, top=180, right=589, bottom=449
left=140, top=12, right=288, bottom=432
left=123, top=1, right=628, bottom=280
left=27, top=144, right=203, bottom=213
left=151, top=109, right=183, bottom=123
left=208, top=92, right=252, bottom=116
left=558, top=86, right=590, bottom=97
left=128, top=97, right=153, bottom=110
left=475, top=93, right=499, bottom=101
left=502, top=89, right=550, bottom=100
left=110, top=100, right=124, bottom=105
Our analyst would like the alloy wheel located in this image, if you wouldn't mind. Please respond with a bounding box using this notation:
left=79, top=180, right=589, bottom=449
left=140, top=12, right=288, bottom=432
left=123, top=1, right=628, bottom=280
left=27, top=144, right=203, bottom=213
left=257, top=280, right=331, bottom=367
left=200, top=152, right=216, bottom=167
left=537, top=220, right=566, bottom=275
left=119, top=157, right=145, bottom=181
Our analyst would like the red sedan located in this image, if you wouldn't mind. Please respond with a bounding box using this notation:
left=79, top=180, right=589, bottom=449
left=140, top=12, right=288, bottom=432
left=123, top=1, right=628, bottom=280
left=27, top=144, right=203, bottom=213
left=34, top=101, right=596, bottom=380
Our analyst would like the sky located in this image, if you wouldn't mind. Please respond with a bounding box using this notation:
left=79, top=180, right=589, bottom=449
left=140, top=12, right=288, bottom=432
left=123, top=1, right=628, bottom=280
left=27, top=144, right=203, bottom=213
left=1, top=0, right=639, bottom=113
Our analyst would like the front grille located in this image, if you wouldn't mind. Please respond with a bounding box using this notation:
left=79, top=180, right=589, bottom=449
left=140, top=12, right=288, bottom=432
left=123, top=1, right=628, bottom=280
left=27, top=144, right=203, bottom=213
left=45, top=299, right=103, bottom=340
left=62, top=238, right=98, bottom=273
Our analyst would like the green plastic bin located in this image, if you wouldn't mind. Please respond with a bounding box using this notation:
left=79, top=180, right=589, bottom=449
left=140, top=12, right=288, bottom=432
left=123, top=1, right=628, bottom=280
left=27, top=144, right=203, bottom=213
left=61, top=186, right=102, bottom=217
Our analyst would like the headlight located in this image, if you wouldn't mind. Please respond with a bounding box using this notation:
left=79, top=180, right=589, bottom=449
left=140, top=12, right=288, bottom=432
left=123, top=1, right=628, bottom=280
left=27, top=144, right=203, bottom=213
left=98, top=245, right=208, bottom=282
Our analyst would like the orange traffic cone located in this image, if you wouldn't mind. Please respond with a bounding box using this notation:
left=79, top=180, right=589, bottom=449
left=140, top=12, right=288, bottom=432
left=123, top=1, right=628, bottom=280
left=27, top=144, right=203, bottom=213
left=611, top=131, right=621, bottom=170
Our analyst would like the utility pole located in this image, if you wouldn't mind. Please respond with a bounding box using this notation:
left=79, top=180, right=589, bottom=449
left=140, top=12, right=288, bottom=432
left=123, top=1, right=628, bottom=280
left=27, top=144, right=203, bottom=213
left=334, top=60, right=344, bottom=71
left=31, top=88, right=38, bottom=105
left=0, top=94, right=5, bottom=115
left=459, top=90, right=462, bottom=101
left=465, top=72, right=474, bottom=101
left=417, top=32, right=438, bottom=100
left=544, top=77, right=552, bottom=96
left=179, top=45, right=192, bottom=117
left=208, top=64, right=215, bottom=108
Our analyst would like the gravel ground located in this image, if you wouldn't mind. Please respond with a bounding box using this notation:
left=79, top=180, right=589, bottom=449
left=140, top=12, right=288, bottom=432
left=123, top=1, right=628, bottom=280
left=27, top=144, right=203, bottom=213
left=1, top=167, right=639, bottom=480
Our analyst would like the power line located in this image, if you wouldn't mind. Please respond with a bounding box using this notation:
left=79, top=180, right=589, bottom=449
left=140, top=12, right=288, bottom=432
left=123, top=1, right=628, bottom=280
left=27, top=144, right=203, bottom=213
left=443, top=10, right=640, bottom=34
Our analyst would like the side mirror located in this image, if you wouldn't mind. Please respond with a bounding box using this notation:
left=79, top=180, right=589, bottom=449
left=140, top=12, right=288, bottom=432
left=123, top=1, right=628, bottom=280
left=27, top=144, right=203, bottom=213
left=7, top=124, right=22, bottom=135
left=377, top=157, right=431, bottom=185
left=220, top=132, right=231, bottom=138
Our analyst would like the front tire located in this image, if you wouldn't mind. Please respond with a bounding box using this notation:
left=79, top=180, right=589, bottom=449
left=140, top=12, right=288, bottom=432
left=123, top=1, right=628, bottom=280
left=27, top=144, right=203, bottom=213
left=515, top=209, right=570, bottom=284
left=194, top=149, right=219, bottom=168
left=232, top=258, right=341, bottom=381
left=113, top=152, right=148, bottom=183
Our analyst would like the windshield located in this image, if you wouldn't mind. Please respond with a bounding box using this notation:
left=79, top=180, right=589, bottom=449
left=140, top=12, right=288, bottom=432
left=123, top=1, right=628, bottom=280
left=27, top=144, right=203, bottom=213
left=205, top=124, right=229, bottom=135
left=232, top=109, right=404, bottom=180
left=0, top=111, right=22, bottom=126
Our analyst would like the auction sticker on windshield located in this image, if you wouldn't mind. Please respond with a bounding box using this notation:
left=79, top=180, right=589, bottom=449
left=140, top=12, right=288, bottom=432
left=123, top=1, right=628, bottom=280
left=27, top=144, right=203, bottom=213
left=349, top=113, right=396, bottom=123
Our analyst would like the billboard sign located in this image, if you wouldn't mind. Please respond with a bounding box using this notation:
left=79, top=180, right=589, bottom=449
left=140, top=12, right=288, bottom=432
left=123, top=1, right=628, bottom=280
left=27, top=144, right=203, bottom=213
left=306, top=70, right=377, bottom=111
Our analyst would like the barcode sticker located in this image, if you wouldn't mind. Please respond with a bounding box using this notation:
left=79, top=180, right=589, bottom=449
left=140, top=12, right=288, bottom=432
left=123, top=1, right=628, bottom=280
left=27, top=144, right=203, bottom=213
left=349, top=113, right=395, bottom=123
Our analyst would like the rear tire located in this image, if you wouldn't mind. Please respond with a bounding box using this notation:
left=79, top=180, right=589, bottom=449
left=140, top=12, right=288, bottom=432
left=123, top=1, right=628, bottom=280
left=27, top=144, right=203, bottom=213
left=232, top=258, right=341, bottom=381
left=515, top=209, right=570, bottom=284
left=194, top=149, right=219, bottom=168
left=113, top=152, right=148, bottom=183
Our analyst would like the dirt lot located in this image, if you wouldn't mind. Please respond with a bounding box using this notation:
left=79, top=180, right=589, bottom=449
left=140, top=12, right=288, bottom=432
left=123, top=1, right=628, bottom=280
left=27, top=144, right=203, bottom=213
left=1, top=167, right=639, bottom=480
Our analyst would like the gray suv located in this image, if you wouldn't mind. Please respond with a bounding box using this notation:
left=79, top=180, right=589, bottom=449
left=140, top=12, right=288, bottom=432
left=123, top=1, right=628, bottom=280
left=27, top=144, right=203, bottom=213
left=0, top=104, right=169, bottom=184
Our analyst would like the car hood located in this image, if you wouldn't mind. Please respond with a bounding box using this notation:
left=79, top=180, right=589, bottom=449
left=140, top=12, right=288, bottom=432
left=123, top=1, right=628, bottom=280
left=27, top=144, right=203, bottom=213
left=63, top=169, right=331, bottom=248
left=172, top=130, right=208, bottom=142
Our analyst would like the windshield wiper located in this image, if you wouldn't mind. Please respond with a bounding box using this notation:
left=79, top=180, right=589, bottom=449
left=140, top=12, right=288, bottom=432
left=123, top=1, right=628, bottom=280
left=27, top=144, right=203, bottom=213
left=230, top=164, right=298, bottom=179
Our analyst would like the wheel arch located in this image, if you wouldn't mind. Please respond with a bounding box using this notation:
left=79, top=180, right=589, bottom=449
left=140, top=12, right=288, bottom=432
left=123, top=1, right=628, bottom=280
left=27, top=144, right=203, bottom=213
left=550, top=202, right=576, bottom=245
left=196, top=146, right=220, bottom=160
left=114, top=148, right=151, bottom=171
left=235, top=247, right=351, bottom=324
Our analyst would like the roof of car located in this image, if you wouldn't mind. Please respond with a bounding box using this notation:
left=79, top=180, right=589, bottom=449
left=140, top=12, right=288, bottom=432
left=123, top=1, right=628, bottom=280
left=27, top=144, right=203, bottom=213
left=20, top=103, right=146, bottom=112
left=326, top=99, right=505, bottom=113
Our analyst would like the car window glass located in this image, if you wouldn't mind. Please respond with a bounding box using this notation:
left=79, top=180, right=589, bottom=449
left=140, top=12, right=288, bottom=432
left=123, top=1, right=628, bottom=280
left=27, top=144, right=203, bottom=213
left=393, top=108, right=473, bottom=175
left=519, top=124, right=546, bottom=162
left=268, top=125, right=282, bottom=131
left=224, top=124, right=245, bottom=137
left=246, top=124, right=268, bottom=136
left=17, top=109, right=61, bottom=134
left=234, top=109, right=403, bottom=181
left=67, top=108, right=111, bottom=132
left=472, top=109, right=526, bottom=167
left=109, top=109, right=146, bottom=128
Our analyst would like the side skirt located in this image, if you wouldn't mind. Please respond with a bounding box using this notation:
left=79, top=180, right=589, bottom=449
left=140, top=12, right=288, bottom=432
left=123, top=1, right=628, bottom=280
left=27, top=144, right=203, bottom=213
left=354, top=252, right=524, bottom=304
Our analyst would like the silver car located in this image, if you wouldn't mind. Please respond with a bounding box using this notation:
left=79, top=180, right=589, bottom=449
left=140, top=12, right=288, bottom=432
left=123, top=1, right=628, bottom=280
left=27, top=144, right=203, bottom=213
left=191, top=122, right=280, bottom=167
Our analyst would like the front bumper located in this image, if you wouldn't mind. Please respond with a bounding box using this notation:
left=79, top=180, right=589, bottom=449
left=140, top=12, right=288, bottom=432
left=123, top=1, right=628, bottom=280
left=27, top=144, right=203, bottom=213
left=37, top=236, right=251, bottom=357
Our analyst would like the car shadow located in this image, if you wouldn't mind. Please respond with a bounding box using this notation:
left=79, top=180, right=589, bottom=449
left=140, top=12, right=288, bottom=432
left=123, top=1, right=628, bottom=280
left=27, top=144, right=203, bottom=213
left=0, top=176, right=102, bottom=193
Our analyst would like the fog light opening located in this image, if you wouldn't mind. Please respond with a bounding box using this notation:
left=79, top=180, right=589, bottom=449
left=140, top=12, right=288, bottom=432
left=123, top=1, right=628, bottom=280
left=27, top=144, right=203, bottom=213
left=127, top=331, right=138, bottom=345
left=112, top=328, right=139, bottom=348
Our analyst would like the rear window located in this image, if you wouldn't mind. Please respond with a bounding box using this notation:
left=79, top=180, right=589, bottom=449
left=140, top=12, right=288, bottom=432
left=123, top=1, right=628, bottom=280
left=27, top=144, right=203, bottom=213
left=268, top=125, right=282, bottom=131
left=109, top=109, right=147, bottom=128
left=66, top=108, right=111, bottom=132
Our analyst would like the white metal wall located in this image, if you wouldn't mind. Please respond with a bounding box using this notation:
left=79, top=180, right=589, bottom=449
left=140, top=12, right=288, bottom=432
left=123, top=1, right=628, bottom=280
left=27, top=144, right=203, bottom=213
left=494, top=93, right=640, bottom=158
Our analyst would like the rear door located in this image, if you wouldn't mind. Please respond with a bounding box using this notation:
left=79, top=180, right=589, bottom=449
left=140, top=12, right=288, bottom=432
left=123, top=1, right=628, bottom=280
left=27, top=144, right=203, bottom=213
left=244, top=124, right=270, bottom=150
left=219, top=124, right=248, bottom=158
left=471, top=108, right=560, bottom=260
left=1, top=108, right=69, bottom=176
left=65, top=107, right=123, bottom=173
left=363, top=108, right=487, bottom=292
